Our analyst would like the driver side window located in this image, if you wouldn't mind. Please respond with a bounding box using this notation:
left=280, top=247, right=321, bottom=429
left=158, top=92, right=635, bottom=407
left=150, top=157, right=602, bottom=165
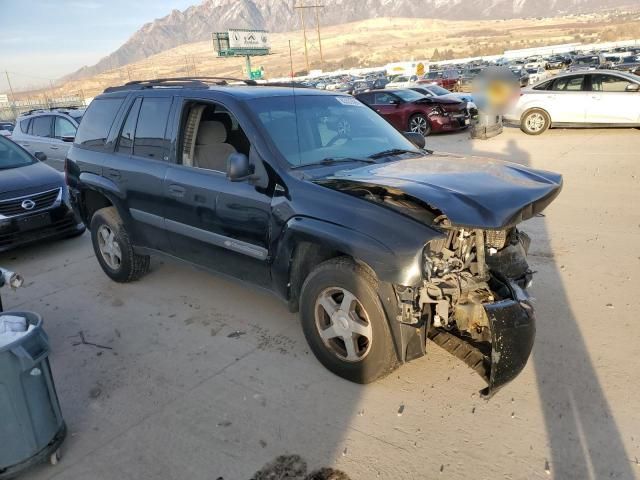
left=374, top=93, right=398, bottom=105
left=180, top=101, right=251, bottom=172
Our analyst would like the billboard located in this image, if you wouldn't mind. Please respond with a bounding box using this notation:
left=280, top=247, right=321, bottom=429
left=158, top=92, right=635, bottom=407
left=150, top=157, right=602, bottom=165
left=228, top=29, right=269, bottom=50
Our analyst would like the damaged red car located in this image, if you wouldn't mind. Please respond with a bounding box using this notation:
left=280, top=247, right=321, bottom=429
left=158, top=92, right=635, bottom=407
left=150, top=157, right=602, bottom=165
left=355, top=89, right=469, bottom=136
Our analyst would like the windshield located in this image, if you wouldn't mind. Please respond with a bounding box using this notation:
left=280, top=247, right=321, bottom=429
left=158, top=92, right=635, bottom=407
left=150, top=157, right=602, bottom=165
left=249, top=94, right=421, bottom=167
left=425, top=85, right=450, bottom=96
left=426, top=71, right=442, bottom=79
left=0, top=136, right=36, bottom=169
left=575, top=57, right=597, bottom=65
left=393, top=89, right=425, bottom=102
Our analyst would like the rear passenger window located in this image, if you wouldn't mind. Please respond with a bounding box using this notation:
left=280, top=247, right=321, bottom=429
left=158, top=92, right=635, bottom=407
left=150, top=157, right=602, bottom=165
left=75, top=97, right=125, bottom=148
left=133, top=98, right=172, bottom=160
left=551, top=76, right=584, bottom=91
left=31, top=116, right=52, bottom=137
left=20, top=118, right=31, bottom=133
left=116, top=98, right=142, bottom=155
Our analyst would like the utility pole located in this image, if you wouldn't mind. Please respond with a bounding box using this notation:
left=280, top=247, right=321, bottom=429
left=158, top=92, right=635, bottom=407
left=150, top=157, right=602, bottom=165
left=293, top=3, right=325, bottom=71
left=4, top=71, right=18, bottom=119
left=295, top=2, right=310, bottom=72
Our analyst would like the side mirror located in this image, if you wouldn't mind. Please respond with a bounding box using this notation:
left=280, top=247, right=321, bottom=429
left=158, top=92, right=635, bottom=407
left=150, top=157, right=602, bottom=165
left=61, top=135, right=75, bottom=143
left=227, top=153, right=253, bottom=182
left=34, top=151, right=47, bottom=162
left=403, top=132, right=426, bottom=149
left=626, top=83, right=640, bottom=92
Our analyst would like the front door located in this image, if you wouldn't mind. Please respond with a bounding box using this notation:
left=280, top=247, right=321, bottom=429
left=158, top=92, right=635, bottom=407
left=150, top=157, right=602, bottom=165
left=49, top=115, right=76, bottom=162
left=371, top=92, right=406, bottom=130
left=163, top=99, right=272, bottom=287
left=586, top=73, right=640, bottom=124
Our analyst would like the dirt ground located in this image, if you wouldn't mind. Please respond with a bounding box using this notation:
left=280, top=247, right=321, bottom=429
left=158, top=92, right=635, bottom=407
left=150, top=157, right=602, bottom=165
left=2, top=126, right=639, bottom=480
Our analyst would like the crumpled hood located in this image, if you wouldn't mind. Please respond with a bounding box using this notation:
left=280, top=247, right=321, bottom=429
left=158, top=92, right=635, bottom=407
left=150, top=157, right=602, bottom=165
left=316, top=153, right=563, bottom=229
left=0, top=161, right=63, bottom=200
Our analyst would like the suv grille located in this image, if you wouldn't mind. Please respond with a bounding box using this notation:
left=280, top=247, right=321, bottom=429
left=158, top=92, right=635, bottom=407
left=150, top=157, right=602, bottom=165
left=0, top=188, right=61, bottom=217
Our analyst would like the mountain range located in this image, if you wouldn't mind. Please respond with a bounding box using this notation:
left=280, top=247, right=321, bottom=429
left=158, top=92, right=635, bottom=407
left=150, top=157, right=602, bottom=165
left=66, top=0, right=633, bottom=80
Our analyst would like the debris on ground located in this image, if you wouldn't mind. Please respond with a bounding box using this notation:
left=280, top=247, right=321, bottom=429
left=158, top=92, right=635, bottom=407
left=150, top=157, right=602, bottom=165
left=544, top=459, right=551, bottom=475
left=397, top=404, right=405, bottom=416
left=250, top=455, right=352, bottom=480
left=71, top=330, right=112, bottom=350
left=228, top=330, right=246, bottom=339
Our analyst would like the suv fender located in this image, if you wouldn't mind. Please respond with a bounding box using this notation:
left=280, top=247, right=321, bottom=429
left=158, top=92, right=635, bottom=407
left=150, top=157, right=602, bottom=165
left=271, top=216, right=427, bottom=364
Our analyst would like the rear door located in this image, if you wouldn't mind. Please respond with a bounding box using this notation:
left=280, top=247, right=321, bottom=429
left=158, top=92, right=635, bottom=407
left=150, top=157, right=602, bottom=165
left=17, top=115, right=53, bottom=156
left=108, top=94, right=174, bottom=252
left=546, top=75, right=588, bottom=123
left=586, top=73, right=640, bottom=124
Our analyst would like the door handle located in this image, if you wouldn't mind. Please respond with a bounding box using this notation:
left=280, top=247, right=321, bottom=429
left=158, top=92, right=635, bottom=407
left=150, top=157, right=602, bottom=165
left=20, top=143, right=30, bottom=147
left=168, top=185, right=186, bottom=198
left=106, top=168, right=121, bottom=180
left=50, top=146, right=59, bottom=150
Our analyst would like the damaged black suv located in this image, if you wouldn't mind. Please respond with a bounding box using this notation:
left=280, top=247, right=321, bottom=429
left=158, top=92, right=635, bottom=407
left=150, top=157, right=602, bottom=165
left=66, top=78, right=562, bottom=397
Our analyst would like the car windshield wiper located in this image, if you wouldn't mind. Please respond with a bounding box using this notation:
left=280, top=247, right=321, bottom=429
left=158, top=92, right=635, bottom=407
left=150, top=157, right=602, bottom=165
left=291, top=157, right=377, bottom=169
left=367, top=149, right=422, bottom=159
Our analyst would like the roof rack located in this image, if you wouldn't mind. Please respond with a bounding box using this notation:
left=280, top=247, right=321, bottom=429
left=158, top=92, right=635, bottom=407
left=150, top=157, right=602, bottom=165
left=103, top=76, right=258, bottom=93
left=20, top=106, right=83, bottom=117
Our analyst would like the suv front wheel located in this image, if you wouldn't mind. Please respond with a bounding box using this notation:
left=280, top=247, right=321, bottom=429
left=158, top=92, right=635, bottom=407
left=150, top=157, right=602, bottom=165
left=299, top=257, right=398, bottom=383
left=90, top=207, right=150, bottom=282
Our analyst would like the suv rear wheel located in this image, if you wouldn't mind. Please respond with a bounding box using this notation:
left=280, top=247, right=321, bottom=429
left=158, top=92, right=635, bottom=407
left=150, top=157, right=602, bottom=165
left=299, top=257, right=397, bottom=383
left=90, top=207, right=150, bottom=282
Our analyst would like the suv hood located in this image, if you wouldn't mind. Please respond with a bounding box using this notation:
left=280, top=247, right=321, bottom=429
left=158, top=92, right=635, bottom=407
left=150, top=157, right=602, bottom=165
left=0, top=161, right=63, bottom=200
left=315, top=153, right=562, bottom=229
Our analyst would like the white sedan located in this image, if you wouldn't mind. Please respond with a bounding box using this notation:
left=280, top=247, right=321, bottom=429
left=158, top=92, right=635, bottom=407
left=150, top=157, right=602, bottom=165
left=505, top=70, right=640, bottom=134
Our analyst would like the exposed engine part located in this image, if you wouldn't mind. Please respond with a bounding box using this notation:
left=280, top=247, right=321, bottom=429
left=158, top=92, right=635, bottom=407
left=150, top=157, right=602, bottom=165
left=418, top=226, right=512, bottom=342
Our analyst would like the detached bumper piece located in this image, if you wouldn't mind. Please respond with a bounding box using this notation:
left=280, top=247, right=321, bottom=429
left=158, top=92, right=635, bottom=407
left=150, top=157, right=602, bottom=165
left=428, top=283, right=535, bottom=398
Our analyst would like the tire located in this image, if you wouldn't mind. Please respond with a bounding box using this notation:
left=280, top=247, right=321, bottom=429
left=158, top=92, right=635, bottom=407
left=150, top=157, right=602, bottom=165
left=299, top=257, right=398, bottom=383
left=520, top=108, right=550, bottom=135
left=408, top=113, right=431, bottom=137
left=90, top=206, right=150, bottom=283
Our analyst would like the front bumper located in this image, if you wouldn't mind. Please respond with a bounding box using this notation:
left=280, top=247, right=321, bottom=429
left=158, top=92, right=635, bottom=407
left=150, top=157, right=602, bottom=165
left=430, top=114, right=470, bottom=132
left=428, top=277, right=535, bottom=398
left=0, top=204, right=84, bottom=252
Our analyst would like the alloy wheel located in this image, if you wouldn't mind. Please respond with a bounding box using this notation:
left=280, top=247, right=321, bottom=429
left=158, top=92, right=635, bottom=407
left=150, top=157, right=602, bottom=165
left=314, top=287, right=373, bottom=362
left=97, top=224, right=122, bottom=270
left=525, top=112, right=546, bottom=132
left=410, top=115, right=428, bottom=135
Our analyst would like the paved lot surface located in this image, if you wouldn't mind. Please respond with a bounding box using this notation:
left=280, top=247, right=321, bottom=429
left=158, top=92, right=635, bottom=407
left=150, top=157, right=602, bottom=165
left=3, top=126, right=640, bottom=480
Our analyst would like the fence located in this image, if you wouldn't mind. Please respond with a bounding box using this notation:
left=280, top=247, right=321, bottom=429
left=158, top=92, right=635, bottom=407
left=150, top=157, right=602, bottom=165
left=0, top=95, right=87, bottom=122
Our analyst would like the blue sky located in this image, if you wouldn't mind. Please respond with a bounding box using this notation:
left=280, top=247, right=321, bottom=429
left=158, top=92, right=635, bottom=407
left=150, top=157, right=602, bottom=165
left=0, top=0, right=196, bottom=90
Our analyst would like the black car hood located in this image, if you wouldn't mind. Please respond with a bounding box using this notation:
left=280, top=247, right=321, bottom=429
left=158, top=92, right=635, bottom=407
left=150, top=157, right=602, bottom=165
left=0, top=161, right=63, bottom=200
left=315, top=153, right=562, bottom=229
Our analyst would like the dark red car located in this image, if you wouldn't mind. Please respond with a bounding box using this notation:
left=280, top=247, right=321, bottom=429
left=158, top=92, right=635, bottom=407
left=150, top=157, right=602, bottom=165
left=355, top=89, right=469, bottom=136
left=417, top=69, right=460, bottom=91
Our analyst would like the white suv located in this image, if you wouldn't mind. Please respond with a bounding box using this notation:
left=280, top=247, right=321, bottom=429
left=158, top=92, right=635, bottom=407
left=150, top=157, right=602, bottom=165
left=505, top=70, right=640, bottom=135
left=10, top=108, right=85, bottom=165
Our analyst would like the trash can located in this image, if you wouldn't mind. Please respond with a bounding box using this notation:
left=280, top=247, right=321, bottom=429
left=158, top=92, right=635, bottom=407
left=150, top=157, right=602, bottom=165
left=470, top=112, right=503, bottom=140
left=0, top=311, right=65, bottom=479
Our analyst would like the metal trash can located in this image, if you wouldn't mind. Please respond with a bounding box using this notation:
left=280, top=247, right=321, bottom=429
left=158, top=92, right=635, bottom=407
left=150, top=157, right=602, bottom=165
left=0, top=311, right=65, bottom=479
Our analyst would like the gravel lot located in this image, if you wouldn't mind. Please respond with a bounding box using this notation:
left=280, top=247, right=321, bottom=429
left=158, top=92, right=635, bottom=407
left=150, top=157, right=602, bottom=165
left=3, top=126, right=639, bottom=480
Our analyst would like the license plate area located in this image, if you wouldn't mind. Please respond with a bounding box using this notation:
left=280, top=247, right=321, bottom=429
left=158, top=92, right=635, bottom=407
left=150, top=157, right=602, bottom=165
left=17, top=212, right=51, bottom=231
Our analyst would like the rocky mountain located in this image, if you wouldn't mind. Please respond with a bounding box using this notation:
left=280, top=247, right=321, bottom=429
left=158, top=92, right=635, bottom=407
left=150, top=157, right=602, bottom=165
left=66, top=0, right=633, bottom=80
